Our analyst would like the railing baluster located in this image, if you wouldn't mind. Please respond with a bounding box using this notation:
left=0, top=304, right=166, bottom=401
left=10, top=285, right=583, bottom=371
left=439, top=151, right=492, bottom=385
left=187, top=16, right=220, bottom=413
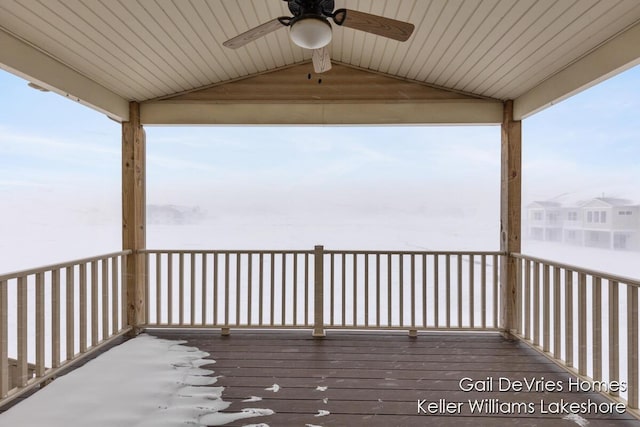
left=609, top=280, right=619, bottom=397
left=191, top=253, right=196, bottom=325
left=341, top=253, right=346, bottom=326
left=66, top=266, right=75, bottom=360
left=35, top=272, right=45, bottom=376
left=202, top=253, right=207, bottom=325
left=365, top=254, right=370, bottom=327
left=156, top=254, right=162, bottom=324
left=248, top=254, right=253, bottom=325
left=167, top=253, right=173, bottom=325
left=179, top=253, right=185, bottom=325
left=553, top=266, right=561, bottom=359
left=121, top=255, right=127, bottom=331
left=446, top=255, right=451, bottom=328
left=515, top=257, right=522, bottom=334
left=258, top=253, right=263, bottom=326
left=542, top=264, right=550, bottom=352
left=377, top=254, right=381, bottom=328
left=111, top=257, right=118, bottom=333
left=226, top=253, right=231, bottom=326
left=269, top=253, right=274, bottom=326
left=53, top=268, right=61, bottom=367
left=281, top=253, right=288, bottom=325
left=493, top=254, right=498, bottom=328
left=481, top=255, right=487, bottom=329
left=79, top=264, right=87, bottom=353
left=434, top=254, right=439, bottom=328
left=593, top=277, right=602, bottom=381
left=0, top=279, right=7, bottom=397
left=524, top=259, right=530, bottom=339
left=292, top=254, right=296, bottom=325
left=305, top=253, right=310, bottom=326
left=628, top=284, right=639, bottom=409
left=91, top=261, right=98, bottom=345
left=330, top=254, right=335, bottom=326
left=17, top=276, right=28, bottom=387
left=565, top=270, right=574, bottom=367
left=410, top=254, right=415, bottom=328
left=353, top=253, right=357, bottom=326
left=533, top=262, right=540, bottom=346
left=213, top=253, right=218, bottom=325
left=387, top=253, right=392, bottom=327
left=144, top=253, right=150, bottom=325
left=399, top=254, right=404, bottom=327
left=578, top=272, right=587, bottom=376
left=457, top=254, right=462, bottom=328
left=422, top=254, right=427, bottom=328
left=238, top=253, right=243, bottom=325
left=469, top=254, right=474, bottom=328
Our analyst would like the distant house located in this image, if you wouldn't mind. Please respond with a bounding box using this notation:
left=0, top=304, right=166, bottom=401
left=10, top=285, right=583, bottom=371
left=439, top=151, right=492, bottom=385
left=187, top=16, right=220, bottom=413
left=526, top=198, right=640, bottom=251
left=527, top=201, right=563, bottom=242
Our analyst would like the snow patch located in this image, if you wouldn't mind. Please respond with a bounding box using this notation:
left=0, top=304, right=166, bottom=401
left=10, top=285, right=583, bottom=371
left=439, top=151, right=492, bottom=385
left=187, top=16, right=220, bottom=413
left=563, top=413, right=590, bottom=426
left=199, top=408, right=275, bottom=426
left=315, top=386, right=328, bottom=391
left=315, top=409, right=330, bottom=417
left=242, top=396, right=263, bottom=403
left=265, top=384, right=280, bottom=392
left=0, top=334, right=235, bottom=427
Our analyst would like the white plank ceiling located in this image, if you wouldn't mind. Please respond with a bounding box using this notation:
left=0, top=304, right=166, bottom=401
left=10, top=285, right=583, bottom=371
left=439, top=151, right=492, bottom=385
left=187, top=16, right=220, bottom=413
left=1, top=0, right=640, bottom=102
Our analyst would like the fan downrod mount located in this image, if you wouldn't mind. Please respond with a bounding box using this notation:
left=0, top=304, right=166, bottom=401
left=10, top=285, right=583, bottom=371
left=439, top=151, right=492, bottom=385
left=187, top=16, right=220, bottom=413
left=279, top=0, right=347, bottom=27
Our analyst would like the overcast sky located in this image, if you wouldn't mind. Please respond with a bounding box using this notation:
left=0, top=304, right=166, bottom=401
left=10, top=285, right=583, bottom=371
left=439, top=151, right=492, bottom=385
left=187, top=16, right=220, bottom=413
left=1, top=64, right=639, bottom=262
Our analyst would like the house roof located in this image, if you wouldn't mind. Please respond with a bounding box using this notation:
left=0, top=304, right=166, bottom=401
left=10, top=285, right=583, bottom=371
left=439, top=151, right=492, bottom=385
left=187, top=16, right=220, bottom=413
left=581, top=197, right=635, bottom=207
left=1, top=0, right=640, bottom=124
left=528, top=201, right=562, bottom=209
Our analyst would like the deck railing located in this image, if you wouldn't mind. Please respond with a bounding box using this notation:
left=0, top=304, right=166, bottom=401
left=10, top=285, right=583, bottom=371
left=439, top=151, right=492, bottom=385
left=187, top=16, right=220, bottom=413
left=141, top=247, right=502, bottom=334
left=4, top=247, right=639, bottom=413
left=513, top=253, right=640, bottom=410
left=0, top=251, right=130, bottom=404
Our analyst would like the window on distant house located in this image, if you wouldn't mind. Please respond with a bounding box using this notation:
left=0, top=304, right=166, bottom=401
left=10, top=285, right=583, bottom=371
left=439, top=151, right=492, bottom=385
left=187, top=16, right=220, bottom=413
left=533, top=212, right=542, bottom=221
left=587, top=211, right=593, bottom=222
left=568, top=212, right=577, bottom=221
left=600, top=211, right=607, bottom=223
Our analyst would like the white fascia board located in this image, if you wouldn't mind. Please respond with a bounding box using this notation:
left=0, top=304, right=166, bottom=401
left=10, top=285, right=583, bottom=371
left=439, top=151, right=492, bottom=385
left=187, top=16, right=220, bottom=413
left=0, top=28, right=129, bottom=122
left=514, top=21, right=640, bottom=120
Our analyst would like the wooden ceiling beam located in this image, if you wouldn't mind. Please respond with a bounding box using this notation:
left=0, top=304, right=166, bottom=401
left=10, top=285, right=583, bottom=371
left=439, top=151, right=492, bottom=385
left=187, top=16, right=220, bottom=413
left=514, top=21, right=640, bottom=120
left=140, top=100, right=503, bottom=125
left=0, top=28, right=129, bottom=122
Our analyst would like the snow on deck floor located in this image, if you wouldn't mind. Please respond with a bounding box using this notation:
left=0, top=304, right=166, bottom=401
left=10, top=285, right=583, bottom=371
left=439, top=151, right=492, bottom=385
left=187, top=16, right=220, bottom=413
left=0, top=335, right=273, bottom=427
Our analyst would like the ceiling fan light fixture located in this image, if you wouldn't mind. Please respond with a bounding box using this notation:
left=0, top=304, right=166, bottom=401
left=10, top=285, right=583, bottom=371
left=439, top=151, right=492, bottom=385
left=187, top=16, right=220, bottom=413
left=289, top=17, right=332, bottom=49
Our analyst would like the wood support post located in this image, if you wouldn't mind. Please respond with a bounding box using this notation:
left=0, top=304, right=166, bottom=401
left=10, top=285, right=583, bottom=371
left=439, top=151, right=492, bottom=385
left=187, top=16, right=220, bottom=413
left=500, top=100, right=522, bottom=339
left=122, top=101, right=146, bottom=333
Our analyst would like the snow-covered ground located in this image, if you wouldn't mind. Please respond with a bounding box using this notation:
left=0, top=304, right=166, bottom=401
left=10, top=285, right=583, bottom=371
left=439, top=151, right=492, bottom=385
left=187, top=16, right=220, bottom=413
left=0, top=334, right=274, bottom=427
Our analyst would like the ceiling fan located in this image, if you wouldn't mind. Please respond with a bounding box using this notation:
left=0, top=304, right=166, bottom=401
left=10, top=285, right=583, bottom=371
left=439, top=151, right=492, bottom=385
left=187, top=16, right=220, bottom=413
left=223, top=0, right=414, bottom=73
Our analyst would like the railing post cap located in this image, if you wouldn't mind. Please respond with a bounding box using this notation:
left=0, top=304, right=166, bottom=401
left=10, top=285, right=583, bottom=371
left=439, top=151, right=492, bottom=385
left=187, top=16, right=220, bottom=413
left=314, top=245, right=324, bottom=250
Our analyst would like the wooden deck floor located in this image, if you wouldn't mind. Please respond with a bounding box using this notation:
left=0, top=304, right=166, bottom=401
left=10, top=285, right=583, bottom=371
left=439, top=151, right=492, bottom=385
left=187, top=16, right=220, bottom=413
left=150, top=330, right=638, bottom=426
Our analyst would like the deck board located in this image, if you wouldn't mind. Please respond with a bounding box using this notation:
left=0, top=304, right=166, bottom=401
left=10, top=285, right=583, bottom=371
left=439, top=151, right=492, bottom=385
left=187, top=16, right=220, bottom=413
left=149, top=330, right=638, bottom=426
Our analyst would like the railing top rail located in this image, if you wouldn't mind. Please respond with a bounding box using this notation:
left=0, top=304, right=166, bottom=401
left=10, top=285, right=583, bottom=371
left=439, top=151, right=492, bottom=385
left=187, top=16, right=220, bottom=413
left=140, top=249, right=504, bottom=256
left=512, top=252, right=640, bottom=288
left=140, top=249, right=314, bottom=255
left=0, top=250, right=132, bottom=282
left=324, top=250, right=504, bottom=256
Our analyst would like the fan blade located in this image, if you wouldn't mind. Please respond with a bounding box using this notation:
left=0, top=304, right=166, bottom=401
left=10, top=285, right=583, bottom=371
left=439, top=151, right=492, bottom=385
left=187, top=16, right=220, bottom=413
left=312, top=47, right=332, bottom=73
left=338, top=9, right=414, bottom=42
left=223, top=18, right=285, bottom=49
